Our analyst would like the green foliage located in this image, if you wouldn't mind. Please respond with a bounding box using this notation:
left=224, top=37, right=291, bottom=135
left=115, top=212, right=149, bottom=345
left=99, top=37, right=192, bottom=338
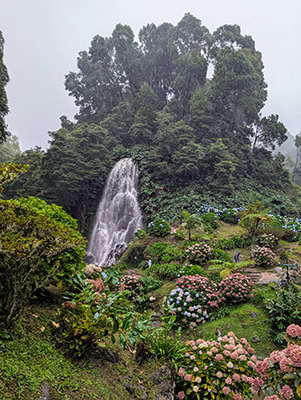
left=147, top=217, right=171, bottom=237
left=182, top=265, right=207, bottom=277
left=56, top=274, right=150, bottom=357
left=201, top=211, right=219, bottom=229
left=0, top=135, right=21, bottom=162
left=264, top=286, right=301, bottom=343
left=139, top=276, right=162, bottom=293
left=175, top=229, right=185, bottom=240
left=118, top=241, right=147, bottom=266
left=134, top=229, right=147, bottom=239
left=146, top=263, right=181, bottom=280
left=0, top=162, right=28, bottom=194
left=17, top=196, right=86, bottom=288
left=215, top=235, right=251, bottom=250
left=219, top=207, right=239, bottom=224
left=149, top=242, right=185, bottom=264
left=146, top=315, right=186, bottom=363
left=211, top=248, right=233, bottom=262
left=0, top=198, right=85, bottom=328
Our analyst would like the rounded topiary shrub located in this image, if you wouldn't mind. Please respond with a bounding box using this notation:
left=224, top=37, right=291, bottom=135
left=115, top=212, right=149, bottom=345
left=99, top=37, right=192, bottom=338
left=218, top=273, right=255, bottom=305
left=186, top=242, right=213, bottom=265
left=176, top=333, right=258, bottom=399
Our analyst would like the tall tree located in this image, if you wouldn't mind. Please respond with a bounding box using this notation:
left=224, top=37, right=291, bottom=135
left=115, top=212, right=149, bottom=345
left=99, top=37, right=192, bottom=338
left=0, top=31, right=9, bottom=142
left=252, top=114, right=287, bottom=151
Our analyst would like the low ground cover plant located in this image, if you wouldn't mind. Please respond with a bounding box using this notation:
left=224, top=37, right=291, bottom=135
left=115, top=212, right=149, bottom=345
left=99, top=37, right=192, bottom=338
left=176, top=333, right=258, bottom=399
left=147, top=263, right=181, bottom=280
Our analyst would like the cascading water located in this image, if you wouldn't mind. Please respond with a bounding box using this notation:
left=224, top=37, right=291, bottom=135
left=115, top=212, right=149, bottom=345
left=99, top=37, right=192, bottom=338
left=86, top=158, right=143, bottom=266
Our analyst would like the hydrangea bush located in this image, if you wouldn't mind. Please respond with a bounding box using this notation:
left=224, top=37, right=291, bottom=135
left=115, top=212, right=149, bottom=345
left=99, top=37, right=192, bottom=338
left=256, top=233, right=278, bottom=249
left=217, top=273, right=255, bottom=305
left=167, top=276, right=219, bottom=329
left=254, top=324, right=301, bottom=399
left=147, top=217, right=171, bottom=237
left=251, top=246, right=275, bottom=268
left=176, top=333, right=258, bottom=399
left=186, top=243, right=213, bottom=265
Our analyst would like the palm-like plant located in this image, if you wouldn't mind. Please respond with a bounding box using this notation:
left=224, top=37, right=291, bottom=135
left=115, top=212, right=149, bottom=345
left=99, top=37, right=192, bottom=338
left=180, top=210, right=204, bottom=240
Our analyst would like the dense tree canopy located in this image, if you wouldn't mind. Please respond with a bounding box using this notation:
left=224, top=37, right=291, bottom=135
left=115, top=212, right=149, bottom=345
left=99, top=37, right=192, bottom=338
left=5, top=14, right=297, bottom=229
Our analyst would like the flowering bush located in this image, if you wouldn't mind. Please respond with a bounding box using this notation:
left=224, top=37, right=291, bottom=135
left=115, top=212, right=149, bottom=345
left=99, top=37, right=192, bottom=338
left=219, top=207, right=240, bottom=224
left=186, top=242, right=213, bottom=265
left=167, top=276, right=219, bottom=329
left=176, top=333, right=258, bottom=399
left=218, top=273, right=255, bottom=305
left=147, top=217, right=171, bottom=237
left=251, top=246, right=275, bottom=268
left=254, top=324, right=301, bottom=399
left=119, top=274, right=143, bottom=301
left=256, top=233, right=278, bottom=249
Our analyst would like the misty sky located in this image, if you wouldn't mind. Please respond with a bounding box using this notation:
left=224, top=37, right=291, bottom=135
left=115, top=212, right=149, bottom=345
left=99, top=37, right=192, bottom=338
left=1, top=0, right=300, bottom=150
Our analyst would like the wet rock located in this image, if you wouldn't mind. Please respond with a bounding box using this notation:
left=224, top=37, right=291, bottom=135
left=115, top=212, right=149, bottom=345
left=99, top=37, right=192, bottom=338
left=125, top=383, right=135, bottom=394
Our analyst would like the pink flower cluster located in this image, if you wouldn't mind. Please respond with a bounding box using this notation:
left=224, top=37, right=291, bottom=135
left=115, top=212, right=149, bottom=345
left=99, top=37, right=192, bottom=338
left=217, top=273, right=254, bottom=304
left=186, top=242, right=213, bottom=265
left=254, top=326, right=301, bottom=399
left=176, top=275, right=219, bottom=306
left=251, top=245, right=275, bottom=268
left=176, top=333, right=257, bottom=399
left=257, top=233, right=278, bottom=248
left=286, top=323, right=301, bottom=338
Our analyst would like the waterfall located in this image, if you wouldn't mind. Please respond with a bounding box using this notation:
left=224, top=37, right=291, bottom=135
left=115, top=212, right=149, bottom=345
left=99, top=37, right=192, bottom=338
left=86, top=158, right=143, bottom=266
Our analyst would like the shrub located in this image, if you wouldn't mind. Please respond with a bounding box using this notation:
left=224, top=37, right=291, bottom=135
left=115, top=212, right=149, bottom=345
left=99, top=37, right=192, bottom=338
left=219, top=207, right=239, bottom=224
left=0, top=199, right=85, bottom=328
left=176, top=333, right=258, bottom=399
left=54, top=276, right=123, bottom=357
left=118, top=274, right=143, bottom=301
left=150, top=242, right=185, bottom=264
left=146, top=315, right=187, bottom=363
left=175, top=230, right=186, bottom=240
left=255, top=324, right=301, bottom=399
left=118, top=241, right=147, bottom=266
left=182, top=265, right=208, bottom=277
left=134, top=229, right=147, bottom=239
left=251, top=246, right=275, bottom=268
left=147, top=263, right=181, bottom=280
left=264, top=287, right=301, bottom=342
left=201, top=212, right=219, bottom=229
left=218, top=273, right=255, bottom=305
left=147, top=217, right=171, bottom=237
left=186, top=242, right=213, bottom=265
left=211, top=248, right=233, bottom=262
left=167, top=276, right=219, bottom=329
left=139, top=276, right=162, bottom=293
left=256, top=233, right=278, bottom=249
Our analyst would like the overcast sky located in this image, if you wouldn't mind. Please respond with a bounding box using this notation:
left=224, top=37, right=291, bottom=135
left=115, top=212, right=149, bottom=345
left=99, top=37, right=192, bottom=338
left=1, top=0, right=300, bottom=150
